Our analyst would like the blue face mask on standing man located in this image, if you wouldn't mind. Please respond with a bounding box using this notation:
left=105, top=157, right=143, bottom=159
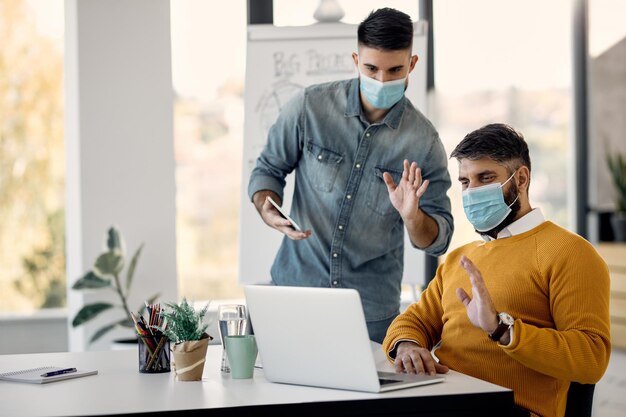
left=359, top=72, right=407, bottom=110
left=462, top=170, right=520, bottom=232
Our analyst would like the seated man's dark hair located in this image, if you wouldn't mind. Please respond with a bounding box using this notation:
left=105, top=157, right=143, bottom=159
left=357, top=8, right=413, bottom=51
left=451, top=123, right=532, bottom=177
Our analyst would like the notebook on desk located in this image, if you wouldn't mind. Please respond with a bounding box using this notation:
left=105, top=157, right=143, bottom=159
left=244, top=285, right=444, bottom=393
left=0, top=366, right=98, bottom=384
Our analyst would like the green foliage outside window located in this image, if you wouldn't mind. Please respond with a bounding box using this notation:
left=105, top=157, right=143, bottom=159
left=1, top=0, right=66, bottom=311
left=13, top=210, right=66, bottom=308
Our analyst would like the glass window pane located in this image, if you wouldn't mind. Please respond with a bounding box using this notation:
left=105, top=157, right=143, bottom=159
left=589, top=0, right=626, bottom=59
left=0, top=0, right=65, bottom=312
left=588, top=0, right=626, bottom=226
left=433, top=0, right=573, bottom=250
left=171, top=0, right=247, bottom=301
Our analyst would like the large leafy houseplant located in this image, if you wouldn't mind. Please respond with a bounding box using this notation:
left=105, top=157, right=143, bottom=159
left=71, top=227, right=159, bottom=343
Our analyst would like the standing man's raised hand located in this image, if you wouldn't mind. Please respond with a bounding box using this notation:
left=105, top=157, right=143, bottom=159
left=383, top=159, right=430, bottom=221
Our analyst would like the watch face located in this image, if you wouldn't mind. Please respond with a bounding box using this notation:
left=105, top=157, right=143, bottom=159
left=499, top=312, right=515, bottom=326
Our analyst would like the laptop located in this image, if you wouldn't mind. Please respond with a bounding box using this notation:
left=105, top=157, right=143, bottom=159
left=244, top=285, right=445, bottom=393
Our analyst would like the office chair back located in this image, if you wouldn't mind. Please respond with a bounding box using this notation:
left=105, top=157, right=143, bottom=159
left=564, top=382, right=595, bottom=417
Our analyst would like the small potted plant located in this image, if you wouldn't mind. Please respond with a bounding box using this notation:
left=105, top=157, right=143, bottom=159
left=607, top=152, right=626, bottom=241
left=71, top=227, right=159, bottom=344
left=156, top=298, right=213, bottom=381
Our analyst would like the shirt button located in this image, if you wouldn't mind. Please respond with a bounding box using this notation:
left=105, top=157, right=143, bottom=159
left=317, top=155, right=323, bottom=160
left=355, top=163, right=361, bottom=169
left=366, top=132, right=371, bottom=137
left=338, top=225, right=343, bottom=230
left=333, top=253, right=338, bottom=258
left=346, top=194, right=352, bottom=200
left=332, top=280, right=338, bottom=286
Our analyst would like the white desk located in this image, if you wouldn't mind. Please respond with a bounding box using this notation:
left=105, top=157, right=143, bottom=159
left=0, top=344, right=514, bottom=417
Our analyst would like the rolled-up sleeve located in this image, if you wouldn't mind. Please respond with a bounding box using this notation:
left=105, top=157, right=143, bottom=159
left=248, top=91, right=305, bottom=202
left=414, top=135, right=453, bottom=256
left=421, top=213, right=452, bottom=256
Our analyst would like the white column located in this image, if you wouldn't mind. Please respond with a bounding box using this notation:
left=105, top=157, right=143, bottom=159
left=64, top=0, right=177, bottom=351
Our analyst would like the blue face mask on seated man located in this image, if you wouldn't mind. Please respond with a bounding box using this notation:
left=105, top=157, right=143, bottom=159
left=359, top=72, right=406, bottom=109
left=462, top=170, right=520, bottom=232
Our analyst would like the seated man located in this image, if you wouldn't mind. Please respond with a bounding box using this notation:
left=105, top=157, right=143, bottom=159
left=382, top=123, right=611, bottom=417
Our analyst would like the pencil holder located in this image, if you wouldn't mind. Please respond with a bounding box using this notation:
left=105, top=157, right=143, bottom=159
left=138, top=334, right=171, bottom=373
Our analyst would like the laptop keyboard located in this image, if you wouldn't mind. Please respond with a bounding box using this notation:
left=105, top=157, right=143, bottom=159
left=379, top=378, right=402, bottom=386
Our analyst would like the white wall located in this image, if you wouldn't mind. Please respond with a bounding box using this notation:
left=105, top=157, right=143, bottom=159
left=0, top=310, right=68, bottom=355
left=64, top=0, right=178, bottom=351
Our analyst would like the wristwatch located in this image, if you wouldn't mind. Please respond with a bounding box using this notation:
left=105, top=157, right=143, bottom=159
left=488, top=312, right=515, bottom=342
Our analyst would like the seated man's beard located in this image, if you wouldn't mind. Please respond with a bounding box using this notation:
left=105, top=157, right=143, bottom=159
left=481, top=183, right=521, bottom=239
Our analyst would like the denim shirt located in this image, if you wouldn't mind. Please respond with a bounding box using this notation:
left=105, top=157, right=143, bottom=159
left=248, top=78, right=453, bottom=321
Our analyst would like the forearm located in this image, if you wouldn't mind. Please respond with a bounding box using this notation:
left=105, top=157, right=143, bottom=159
left=252, top=190, right=281, bottom=214
left=404, top=209, right=439, bottom=249
left=383, top=308, right=441, bottom=363
left=383, top=279, right=445, bottom=360
left=502, top=321, right=610, bottom=383
left=411, top=136, right=453, bottom=254
left=383, top=313, right=431, bottom=361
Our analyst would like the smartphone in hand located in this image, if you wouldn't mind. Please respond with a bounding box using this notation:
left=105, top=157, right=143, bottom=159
left=267, top=196, right=303, bottom=232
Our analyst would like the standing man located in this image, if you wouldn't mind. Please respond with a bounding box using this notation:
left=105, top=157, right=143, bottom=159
left=248, top=8, right=453, bottom=343
left=383, top=124, right=611, bottom=417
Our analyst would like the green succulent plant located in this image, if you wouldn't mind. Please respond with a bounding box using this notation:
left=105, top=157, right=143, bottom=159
left=155, top=298, right=211, bottom=344
left=71, top=227, right=159, bottom=343
left=607, top=152, right=626, bottom=213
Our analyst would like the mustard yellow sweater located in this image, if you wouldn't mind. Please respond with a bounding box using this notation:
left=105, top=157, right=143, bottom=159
left=383, top=221, right=611, bottom=417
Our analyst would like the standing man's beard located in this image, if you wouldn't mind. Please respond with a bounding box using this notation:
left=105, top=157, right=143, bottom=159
left=480, top=182, right=521, bottom=239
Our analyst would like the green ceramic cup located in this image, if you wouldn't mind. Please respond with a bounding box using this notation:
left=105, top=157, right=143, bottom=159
left=224, top=335, right=258, bottom=379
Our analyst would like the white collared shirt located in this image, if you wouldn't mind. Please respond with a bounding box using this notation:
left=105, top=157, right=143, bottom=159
left=480, top=208, right=545, bottom=242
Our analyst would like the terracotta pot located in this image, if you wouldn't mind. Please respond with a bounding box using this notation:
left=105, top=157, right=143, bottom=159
left=171, top=333, right=211, bottom=381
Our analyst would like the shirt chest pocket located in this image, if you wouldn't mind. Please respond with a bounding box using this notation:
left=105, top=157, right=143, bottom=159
left=366, top=166, right=402, bottom=216
left=304, top=141, right=344, bottom=192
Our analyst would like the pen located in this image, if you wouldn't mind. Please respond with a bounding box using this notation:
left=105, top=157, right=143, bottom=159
left=41, top=367, right=77, bottom=377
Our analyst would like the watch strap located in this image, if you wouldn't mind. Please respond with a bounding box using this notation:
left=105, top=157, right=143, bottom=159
left=489, top=313, right=511, bottom=341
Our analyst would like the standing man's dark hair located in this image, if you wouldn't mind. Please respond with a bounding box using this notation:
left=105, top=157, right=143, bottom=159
left=451, top=123, right=532, bottom=190
left=357, top=8, right=413, bottom=51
